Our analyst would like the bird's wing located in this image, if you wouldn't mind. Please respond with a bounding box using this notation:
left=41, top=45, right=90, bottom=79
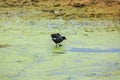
left=56, top=33, right=61, bottom=36
left=51, top=33, right=61, bottom=38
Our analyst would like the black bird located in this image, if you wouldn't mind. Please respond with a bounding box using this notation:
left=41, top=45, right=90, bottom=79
left=51, top=33, right=66, bottom=47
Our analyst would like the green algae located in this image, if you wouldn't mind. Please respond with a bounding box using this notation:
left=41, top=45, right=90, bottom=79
left=0, top=16, right=120, bottom=80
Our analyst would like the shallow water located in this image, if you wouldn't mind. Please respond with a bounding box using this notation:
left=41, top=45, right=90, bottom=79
left=69, top=48, right=120, bottom=53
left=0, top=18, right=120, bottom=80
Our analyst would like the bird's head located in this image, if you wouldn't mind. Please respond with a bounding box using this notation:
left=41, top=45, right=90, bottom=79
left=63, top=36, right=66, bottom=40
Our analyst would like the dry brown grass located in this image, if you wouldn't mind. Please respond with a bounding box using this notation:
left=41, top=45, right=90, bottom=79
left=0, top=0, right=119, bottom=7
left=0, top=0, right=119, bottom=19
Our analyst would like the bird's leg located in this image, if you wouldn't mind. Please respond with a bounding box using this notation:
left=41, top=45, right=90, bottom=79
left=58, top=44, right=62, bottom=46
left=56, top=43, right=58, bottom=48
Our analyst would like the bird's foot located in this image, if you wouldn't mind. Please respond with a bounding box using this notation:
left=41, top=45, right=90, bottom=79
left=58, top=44, right=62, bottom=46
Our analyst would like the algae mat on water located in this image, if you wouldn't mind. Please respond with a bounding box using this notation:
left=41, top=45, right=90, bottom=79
left=0, top=19, right=120, bottom=80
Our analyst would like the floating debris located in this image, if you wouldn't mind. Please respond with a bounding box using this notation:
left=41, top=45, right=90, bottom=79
left=0, top=44, right=10, bottom=48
